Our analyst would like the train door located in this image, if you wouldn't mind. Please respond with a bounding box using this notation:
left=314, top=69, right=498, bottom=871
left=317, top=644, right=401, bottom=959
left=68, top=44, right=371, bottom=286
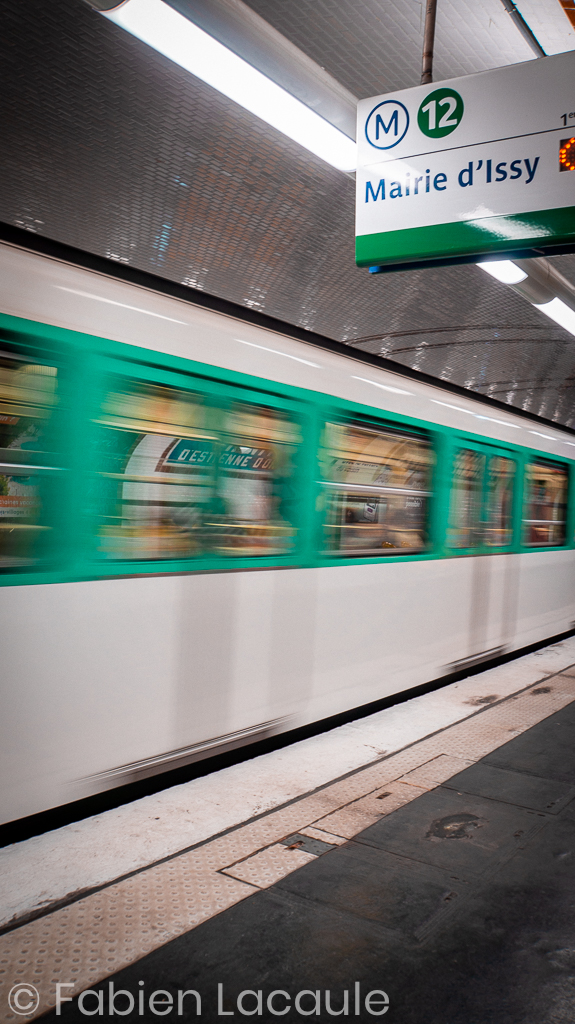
left=446, top=440, right=520, bottom=668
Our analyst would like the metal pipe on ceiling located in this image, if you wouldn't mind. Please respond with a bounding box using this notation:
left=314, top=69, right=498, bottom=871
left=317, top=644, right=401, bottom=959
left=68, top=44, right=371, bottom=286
left=511, top=258, right=575, bottom=311
left=499, top=0, right=546, bottom=57
left=421, top=0, right=438, bottom=85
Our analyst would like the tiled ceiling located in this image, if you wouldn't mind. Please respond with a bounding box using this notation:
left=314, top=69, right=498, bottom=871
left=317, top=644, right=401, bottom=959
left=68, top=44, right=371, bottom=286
left=242, top=0, right=537, bottom=97
left=245, top=0, right=575, bottom=95
left=1, top=0, right=575, bottom=424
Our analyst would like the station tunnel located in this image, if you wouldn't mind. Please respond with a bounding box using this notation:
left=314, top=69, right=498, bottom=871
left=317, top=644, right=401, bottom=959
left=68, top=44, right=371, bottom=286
left=2, top=2, right=575, bottom=1021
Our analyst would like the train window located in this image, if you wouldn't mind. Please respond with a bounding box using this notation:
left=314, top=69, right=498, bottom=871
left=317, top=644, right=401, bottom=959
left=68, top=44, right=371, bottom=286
left=94, top=378, right=217, bottom=560
left=93, top=378, right=300, bottom=561
left=523, top=460, right=568, bottom=547
left=209, top=402, right=300, bottom=557
left=0, top=351, right=59, bottom=568
left=447, top=449, right=484, bottom=548
left=448, top=449, right=516, bottom=549
left=485, top=456, right=516, bottom=547
left=321, top=421, right=432, bottom=555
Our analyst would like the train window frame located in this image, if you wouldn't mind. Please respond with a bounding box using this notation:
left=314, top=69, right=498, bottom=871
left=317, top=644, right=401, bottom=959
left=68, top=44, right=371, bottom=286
left=83, top=354, right=311, bottom=576
left=317, top=413, right=435, bottom=561
left=0, top=331, right=79, bottom=579
left=445, top=438, right=520, bottom=556
left=521, top=456, right=570, bottom=550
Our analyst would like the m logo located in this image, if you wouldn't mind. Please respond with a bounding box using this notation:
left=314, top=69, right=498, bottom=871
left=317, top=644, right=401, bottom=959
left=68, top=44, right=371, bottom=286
left=365, top=100, right=409, bottom=150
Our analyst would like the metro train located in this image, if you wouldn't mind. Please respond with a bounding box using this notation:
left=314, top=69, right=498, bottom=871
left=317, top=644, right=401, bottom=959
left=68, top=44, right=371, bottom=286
left=1, top=232, right=575, bottom=827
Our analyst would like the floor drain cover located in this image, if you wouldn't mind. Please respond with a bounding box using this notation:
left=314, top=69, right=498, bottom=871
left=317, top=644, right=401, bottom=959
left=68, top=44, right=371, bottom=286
left=280, top=833, right=337, bottom=856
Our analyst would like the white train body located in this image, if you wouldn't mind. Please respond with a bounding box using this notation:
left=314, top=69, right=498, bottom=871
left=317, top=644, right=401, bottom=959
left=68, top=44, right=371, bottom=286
left=0, top=240, right=574, bottom=826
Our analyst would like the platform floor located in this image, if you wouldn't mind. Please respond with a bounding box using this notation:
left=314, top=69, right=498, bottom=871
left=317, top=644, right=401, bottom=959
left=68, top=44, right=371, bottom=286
left=4, top=638, right=575, bottom=1022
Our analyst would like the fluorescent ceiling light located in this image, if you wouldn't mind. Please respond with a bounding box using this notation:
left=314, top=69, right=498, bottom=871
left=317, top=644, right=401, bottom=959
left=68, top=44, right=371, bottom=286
left=476, top=260, right=528, bottom=285
left=105, top=0, right=356, bottom=172
left=352, top=376, right=413, bottom=395
left=236, top=339, right=320, bottom=367
left=56, top=286, right=189, bottom=324
left=534, top=297, right=575, bottom=338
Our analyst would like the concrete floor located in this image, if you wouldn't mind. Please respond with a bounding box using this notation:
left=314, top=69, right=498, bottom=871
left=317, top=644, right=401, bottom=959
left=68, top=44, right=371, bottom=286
left=43, top=699, right=575, bottom=1024
left=4, top=639, right=575, bottom=1022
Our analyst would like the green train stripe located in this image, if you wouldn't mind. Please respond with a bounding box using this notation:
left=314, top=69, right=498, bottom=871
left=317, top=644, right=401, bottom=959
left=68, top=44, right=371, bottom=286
left=0, top=307, right=573, bottom=586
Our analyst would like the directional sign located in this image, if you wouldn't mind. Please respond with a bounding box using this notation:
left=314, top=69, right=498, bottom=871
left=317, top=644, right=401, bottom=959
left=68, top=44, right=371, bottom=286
left=356, top=50, right=575, bottom=269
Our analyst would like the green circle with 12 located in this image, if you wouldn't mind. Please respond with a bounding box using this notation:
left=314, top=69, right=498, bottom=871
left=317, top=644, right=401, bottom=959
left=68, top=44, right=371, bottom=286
left=417, top=88, right=464, bottom=138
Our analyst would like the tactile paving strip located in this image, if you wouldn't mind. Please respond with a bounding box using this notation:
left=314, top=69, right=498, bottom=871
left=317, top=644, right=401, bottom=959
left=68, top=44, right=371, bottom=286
left=2, top=671, right=575, bottom=1019
left=399, top=755, right=475, bottom=789
left=0, top=858, right=257, bottom=1020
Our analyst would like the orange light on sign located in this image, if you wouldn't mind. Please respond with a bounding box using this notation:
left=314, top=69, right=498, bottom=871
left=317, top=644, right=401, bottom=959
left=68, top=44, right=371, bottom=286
left=560, top=137, right=575, bottom=171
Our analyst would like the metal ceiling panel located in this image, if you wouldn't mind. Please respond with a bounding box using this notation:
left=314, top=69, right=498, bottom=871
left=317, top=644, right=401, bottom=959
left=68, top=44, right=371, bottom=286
left=1, top=0, right=575, bottom=426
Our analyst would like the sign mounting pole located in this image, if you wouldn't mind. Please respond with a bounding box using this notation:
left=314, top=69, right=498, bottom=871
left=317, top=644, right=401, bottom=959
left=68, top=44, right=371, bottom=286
left=421, top=0, right=438, bottom=85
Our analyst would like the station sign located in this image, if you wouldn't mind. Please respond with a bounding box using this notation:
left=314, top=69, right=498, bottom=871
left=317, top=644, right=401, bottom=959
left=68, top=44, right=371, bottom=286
left=356, top=50, right=575, bottom=269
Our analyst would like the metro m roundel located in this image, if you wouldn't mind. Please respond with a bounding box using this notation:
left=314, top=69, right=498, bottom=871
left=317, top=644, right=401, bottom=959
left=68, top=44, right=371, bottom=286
left=365, top=100, right=409, bottom=150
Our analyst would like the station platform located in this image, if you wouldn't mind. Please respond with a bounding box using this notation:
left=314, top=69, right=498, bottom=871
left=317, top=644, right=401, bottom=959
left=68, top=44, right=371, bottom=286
left=3, top=638, right=575, bottom=1023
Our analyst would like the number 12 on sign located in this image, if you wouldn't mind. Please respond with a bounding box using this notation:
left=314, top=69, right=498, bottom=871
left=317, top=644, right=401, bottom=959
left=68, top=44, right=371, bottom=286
left=417, top=88, right=464, bottom=139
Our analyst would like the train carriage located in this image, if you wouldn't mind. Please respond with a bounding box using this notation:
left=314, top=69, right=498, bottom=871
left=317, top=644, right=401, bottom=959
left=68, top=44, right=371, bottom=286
left=1, top=234, right=574, bottom=826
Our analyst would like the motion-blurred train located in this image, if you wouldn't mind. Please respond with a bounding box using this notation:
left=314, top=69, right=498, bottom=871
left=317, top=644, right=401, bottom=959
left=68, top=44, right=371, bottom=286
left=1, top=232, right=574, bottom=826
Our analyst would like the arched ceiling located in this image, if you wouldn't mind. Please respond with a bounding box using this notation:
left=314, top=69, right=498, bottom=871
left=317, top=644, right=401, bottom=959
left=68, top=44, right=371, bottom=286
left=1, top=0, right=575, bottom=424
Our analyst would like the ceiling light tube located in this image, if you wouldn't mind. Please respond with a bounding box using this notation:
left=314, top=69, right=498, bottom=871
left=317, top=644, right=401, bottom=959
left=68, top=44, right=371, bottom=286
left=476, top=260, right=527, bottom=285
left=100, top=0, right=356, bottom=171
left=478, top=256, right=575, bottom=342
left=533, top=297, right=575, bottom=338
